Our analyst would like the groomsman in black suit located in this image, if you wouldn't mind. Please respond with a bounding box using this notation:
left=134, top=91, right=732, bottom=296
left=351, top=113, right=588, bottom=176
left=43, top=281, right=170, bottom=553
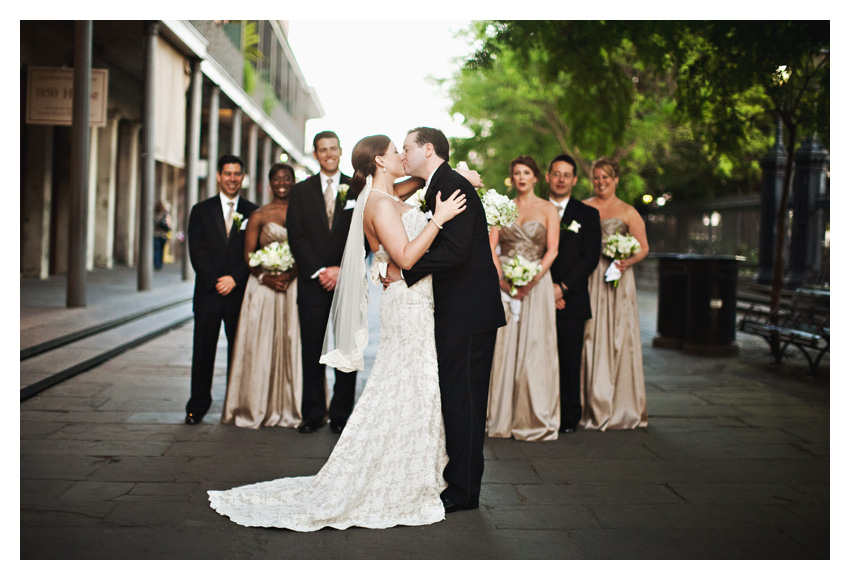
left=546, top=154, right=601, bottom=433
left=185, top=155, right=259, bottom=425
left=390, top=127, right=505, bottom=513
left=287, top=131, right=358, bottom=434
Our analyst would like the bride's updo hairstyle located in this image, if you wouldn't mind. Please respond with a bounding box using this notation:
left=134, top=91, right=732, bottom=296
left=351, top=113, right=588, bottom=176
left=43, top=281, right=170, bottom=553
left=350, top=134, right=391, bottom=194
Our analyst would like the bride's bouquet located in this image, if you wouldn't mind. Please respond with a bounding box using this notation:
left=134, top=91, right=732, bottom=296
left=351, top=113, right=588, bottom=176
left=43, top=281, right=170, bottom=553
left=456, top=162, right=517, bottom=231
left=602, top=232, right=641, bottom=287
left=248, top=240, right=295, bottom=274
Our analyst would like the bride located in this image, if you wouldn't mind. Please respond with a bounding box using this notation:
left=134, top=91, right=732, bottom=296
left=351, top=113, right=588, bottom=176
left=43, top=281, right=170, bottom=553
left=208, top=135, right=467, bottom=531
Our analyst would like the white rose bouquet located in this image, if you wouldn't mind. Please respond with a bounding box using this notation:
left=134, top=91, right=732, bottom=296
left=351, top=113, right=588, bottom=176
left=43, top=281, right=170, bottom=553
left=602, top=232, right=641, bottom=287
left=502, top=254, right=541, bottom=297
left=248, top=240, right=295, bottom=274
left=480, top=189, right=518, bottom=231
left=455, top=161, right=518, bottom=231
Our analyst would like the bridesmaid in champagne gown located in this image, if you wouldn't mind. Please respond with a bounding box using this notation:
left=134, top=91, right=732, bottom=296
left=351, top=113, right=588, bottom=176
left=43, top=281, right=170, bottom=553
left=222, top=164, right=304, bottom=428
left=487, top=156, right=561, bottom=441
left=580, top=157, right=650, bottom=430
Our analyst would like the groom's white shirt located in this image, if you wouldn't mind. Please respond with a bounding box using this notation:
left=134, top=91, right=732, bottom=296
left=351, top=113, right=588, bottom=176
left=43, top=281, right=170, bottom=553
left=423, top=166, right=439, bottom=194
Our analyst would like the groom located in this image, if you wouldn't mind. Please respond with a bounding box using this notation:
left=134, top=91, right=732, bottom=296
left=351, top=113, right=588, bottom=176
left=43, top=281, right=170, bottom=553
left=388, top=127, right=505, bottom=513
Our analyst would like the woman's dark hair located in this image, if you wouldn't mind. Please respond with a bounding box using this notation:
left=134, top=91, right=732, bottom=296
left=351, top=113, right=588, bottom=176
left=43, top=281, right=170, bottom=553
left=349, top=134, right=391, bottom=195
left=269, top=162, right=295, bottom=181
left=510, top=155, right=541, bottom=184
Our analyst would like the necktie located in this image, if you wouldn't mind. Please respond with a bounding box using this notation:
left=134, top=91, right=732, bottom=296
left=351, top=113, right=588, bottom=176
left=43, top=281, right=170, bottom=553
left=226, top=201, right=235, bottom=235
left=324, top=178, right=335, bottom=228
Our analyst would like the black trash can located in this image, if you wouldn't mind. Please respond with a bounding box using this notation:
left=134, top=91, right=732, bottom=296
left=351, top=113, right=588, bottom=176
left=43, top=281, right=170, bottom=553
left=682, top=256, right=742, bottom=356
left=652, top=254, right=689, bottom=349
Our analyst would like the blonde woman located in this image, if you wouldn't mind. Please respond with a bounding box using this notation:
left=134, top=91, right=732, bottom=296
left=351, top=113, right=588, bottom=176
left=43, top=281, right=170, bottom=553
left=581, top=156, right=649, bottom=430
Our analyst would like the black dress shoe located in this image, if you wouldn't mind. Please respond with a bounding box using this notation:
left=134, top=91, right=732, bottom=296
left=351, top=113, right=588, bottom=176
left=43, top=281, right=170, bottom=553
left=185, top=412, right=203, bottom=425
left=559, top=426, right=576, bottom=434
left=441, top=497, right=478, bottom=513
left=297, top=421, right=322, bottom=434
left=330, top=421, right=346, bottom=434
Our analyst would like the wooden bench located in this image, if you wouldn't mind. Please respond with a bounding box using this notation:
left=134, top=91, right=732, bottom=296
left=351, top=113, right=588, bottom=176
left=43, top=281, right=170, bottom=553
left=737, top=288, right=829, bottom=375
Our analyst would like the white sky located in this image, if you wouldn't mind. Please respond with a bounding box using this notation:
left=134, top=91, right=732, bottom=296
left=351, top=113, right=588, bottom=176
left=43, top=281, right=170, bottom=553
left=286, top=20, right=476, bottom=175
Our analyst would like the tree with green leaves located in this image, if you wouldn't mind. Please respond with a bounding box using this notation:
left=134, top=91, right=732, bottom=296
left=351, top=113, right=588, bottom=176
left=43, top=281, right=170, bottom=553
left=468, top=20, right=829, bottom=331
left=447, top=22, right=771, bottom=204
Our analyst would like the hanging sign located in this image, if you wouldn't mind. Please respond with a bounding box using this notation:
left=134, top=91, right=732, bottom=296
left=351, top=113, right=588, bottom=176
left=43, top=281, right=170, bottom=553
left=26, top=66, right=109, bottom=127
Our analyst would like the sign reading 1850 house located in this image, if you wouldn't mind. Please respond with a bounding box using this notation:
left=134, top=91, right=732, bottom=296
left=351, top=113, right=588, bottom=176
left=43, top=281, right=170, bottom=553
left=26, top=66, right=109, bottom=127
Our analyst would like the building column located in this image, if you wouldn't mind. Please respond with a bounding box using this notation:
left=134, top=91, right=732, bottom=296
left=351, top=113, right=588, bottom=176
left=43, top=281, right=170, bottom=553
left=68, top=19, right=92, bottom=306
left=206, top=85, right=220, bottom=199
left=261, top=135, right=272, bottom=207
left=94, top=114, right=120, bottom=268
left=85, top=125, right=98, bottom=270
left=114, top=121, right=141, bottom=266
left=138, top=21, right=158, bottom=291
left=231, top=107, right=242, bottom=159
left=247, top=122, right=258, bottom=203
left=183, top=59, right=202, bottom=281
left=21, top=125, right=54, bottom=279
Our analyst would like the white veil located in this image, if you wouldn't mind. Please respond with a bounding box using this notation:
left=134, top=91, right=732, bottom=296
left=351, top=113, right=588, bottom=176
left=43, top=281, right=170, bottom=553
left=319, top=175, right=372, bottom=372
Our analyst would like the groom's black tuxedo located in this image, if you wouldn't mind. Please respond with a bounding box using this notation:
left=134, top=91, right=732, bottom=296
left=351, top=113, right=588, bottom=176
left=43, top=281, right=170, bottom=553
left=404, top=162, right=505, bottom=509
left=548, top=197, right=601, bottom=430
left=287, top=172, right=358, bottom=427
left=186, top=194, right=259, bottom=418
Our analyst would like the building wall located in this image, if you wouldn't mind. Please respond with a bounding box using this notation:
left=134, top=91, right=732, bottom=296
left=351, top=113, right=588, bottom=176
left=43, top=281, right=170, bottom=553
left=20, top=20, right=322, bottom=283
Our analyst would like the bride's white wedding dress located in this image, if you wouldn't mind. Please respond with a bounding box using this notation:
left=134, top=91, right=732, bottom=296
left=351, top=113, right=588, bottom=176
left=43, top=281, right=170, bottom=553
left=208, top=208, right=448, bottom=531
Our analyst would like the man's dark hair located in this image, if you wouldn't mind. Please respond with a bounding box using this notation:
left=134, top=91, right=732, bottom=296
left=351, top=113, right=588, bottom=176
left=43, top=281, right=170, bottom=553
left=548, top=154, right=577, bottom=176
left=218, top=154, right=244, bottom=173
left=312, top=130, right=340, bottom=151
left=408, top=127, right=450, bottom=162
left=546, top=153, right=578, bottom=177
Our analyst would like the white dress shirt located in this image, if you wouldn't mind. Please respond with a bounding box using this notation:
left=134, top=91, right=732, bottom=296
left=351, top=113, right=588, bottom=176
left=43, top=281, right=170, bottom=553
left=549, top=195, right=570, bottom=219
left=320, top=171, right=342, bottom=197
left=423, top=166, right=439, bottom=194
left=220, top=193, right=241, bottom=220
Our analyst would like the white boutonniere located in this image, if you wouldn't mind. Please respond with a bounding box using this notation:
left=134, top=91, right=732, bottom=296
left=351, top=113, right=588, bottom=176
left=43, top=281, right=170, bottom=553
left=337, top=184, right=350, bottom=203
left=232, top=212, right=244, bottom=230
left=406, top=188, right=428, bottom=213
left=563, top=220, right=581, bottom=234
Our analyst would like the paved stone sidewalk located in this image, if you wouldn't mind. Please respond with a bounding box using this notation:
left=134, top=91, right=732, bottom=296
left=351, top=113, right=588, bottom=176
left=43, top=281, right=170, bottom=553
left=20, top=281, right=829, bottom=559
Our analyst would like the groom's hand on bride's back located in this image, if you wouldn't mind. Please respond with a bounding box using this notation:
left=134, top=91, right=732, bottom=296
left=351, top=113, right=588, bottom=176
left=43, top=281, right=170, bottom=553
left=382, top=263, right=402, bottom=290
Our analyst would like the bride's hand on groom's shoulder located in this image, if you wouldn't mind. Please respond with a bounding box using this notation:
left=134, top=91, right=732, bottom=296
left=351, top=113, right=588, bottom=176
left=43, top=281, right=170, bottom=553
left=456, top=166, right=483, bottom=188
left=434, top=189, right=467, bottom=225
